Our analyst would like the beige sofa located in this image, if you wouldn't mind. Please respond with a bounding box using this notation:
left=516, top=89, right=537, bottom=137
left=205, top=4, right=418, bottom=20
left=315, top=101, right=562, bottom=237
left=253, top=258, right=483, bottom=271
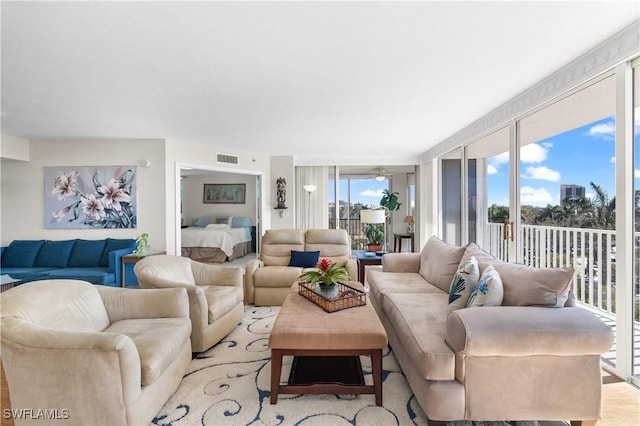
left=367, top=236, right=614, bottom=425
left=245, top=228, right=357, bottom=306
left=0, top=279, right=192, bottom=426
left=134, top=255, right=245, bottom=352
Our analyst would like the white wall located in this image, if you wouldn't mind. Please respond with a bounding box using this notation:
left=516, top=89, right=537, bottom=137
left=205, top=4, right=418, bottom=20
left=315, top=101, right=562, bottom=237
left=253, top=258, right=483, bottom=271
left=182, top=173, right=257, bottom=226
left=0, top=134, right=30, bottom=161
left=0, top=139, right=166, bottom=247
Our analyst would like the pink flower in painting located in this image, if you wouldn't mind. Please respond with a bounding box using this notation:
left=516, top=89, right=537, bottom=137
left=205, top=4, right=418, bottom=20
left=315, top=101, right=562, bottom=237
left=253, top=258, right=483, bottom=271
left=99, top=179, right=131, bottom=211
left=51, top=171, right=78, bottom=200
left=52, top=206, right=71, bottom=223
left=81, top=194, right=106, bottom=221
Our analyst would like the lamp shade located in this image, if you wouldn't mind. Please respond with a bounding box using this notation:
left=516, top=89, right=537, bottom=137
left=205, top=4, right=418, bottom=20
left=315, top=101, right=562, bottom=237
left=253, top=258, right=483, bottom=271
left=303, top=184, right=317, bottom=193
left=360, top=209, right=385, bottom=224
left=403, top=215, right=415, bottom=224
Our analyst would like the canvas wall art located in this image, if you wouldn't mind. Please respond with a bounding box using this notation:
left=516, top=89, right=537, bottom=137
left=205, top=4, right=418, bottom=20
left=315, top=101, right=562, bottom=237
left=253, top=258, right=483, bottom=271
left=203, top=183, right=246, bottom=204
left=44, top=166, right=137, bottom=229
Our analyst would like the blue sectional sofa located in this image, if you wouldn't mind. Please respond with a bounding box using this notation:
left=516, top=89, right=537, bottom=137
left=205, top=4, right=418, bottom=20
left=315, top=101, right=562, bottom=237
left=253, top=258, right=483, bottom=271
left=0, top=238, right=137, bottom=286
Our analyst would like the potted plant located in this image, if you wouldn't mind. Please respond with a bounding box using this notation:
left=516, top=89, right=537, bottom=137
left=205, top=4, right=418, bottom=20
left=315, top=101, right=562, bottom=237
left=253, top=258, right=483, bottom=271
left=364, top=223, right=384, bottom=252
left=380, top=189, right=402, bottom=212
left=298, top=258, right=349, bottom=294
left=133, top=232, right=149, bottom=256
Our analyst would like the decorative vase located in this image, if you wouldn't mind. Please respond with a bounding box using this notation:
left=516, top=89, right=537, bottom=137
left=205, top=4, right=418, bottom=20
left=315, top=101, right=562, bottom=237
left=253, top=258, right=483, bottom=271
left=318, top=283, right=339, bottom=299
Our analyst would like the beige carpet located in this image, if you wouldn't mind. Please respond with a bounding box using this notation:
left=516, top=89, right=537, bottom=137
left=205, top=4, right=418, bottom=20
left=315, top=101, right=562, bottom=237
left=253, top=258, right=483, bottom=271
left=151, top=306, right=539, bottom=426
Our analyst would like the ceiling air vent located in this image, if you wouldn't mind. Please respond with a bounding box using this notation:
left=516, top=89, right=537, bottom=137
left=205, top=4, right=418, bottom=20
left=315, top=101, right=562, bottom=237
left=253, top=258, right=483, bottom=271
left=217, top=153, right=239, bottom=165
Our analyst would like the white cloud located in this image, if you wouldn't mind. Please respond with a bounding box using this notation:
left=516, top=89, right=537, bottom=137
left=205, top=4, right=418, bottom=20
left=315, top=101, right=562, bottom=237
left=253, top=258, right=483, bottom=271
left=541, top=142, right=553, bottom=148
left=521, top=186, right=553, bottom=205
left=635, top=169, right=640, bottom=179
left=521, top=165, right=561, bottom=182
left=360, top=189, right=384, bottom=198
left=520, top=143, right=548, bottom=164
left=487, top=164, right=498, bottom=175
left=489, top=151, right=509, bottom=166
left=587, top=120, right=615, bottom=139
left=610, top=156, right=615, bottom=163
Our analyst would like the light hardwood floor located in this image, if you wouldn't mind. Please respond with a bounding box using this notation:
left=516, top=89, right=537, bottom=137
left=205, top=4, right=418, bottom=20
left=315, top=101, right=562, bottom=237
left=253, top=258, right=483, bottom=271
left=1, top=361, right=638, bottom=426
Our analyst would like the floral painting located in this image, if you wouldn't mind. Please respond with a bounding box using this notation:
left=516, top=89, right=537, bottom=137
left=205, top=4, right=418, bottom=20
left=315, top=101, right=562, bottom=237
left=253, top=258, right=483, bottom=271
left=44, top=166, right=137, bottom=229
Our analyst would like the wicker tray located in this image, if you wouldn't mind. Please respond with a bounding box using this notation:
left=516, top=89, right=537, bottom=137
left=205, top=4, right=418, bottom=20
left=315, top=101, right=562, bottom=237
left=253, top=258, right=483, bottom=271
left=298, top=281, right=366, bottom=313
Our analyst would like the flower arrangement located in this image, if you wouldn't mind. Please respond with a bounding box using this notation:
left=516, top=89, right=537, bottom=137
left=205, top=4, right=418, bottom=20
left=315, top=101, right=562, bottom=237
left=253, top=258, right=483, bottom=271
left=133, top=232, right=149, bottom=256
left=298, top=258, right=349, bottom=287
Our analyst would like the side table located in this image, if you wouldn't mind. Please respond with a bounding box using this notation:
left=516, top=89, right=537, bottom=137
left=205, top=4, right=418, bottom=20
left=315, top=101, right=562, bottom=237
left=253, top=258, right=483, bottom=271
left=1, top=275, right=21, bottom=292
left=393, top=233, right=415, bottom=253
left=353, top=250, right=384, bottom=284
left=120, top=250, right=166, bottom=287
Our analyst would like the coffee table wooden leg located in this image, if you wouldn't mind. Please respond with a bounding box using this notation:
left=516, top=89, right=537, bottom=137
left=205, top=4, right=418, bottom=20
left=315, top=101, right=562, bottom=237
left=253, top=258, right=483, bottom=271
left=270, top=349, right=282, bottom=404
left=372, top=349, right=383, bottom=406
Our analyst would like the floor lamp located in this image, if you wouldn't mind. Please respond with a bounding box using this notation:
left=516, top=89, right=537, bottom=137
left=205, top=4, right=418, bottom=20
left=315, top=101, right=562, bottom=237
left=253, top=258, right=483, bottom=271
left=303, top=184, right=316, bottom=229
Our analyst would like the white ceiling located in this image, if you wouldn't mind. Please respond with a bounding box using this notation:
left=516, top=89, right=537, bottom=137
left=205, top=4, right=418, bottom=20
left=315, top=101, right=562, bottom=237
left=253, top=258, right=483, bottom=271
left=1, top=1, right=638, bottom=165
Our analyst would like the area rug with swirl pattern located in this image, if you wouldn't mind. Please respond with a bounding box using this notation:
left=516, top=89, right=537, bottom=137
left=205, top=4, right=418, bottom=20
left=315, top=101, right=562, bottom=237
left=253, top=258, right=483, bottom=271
left=151, top=306, right=540, bottom=426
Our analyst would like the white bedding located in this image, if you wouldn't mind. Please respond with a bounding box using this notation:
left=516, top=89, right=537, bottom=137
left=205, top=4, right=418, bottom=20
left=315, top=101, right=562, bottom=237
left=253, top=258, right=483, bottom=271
left=181, top=227, right=251, bottom=256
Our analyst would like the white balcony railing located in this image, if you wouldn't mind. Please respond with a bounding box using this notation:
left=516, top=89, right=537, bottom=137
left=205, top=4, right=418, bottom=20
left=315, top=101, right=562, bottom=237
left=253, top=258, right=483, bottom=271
left=486, top=223, right=623, bottom=315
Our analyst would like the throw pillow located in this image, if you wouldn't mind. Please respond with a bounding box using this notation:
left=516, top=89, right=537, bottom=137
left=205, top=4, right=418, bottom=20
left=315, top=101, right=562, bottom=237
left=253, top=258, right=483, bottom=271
left=448, top=256, right=480, bottom=312
left=193, top=216, right=212, bottom=227
left=466, top=264, right=504, bottom=308
left=288, top=250, right=320, bottom=268
left=418, top=235, right=466, bottom=293
left=215, top=216, right=233, bottom=226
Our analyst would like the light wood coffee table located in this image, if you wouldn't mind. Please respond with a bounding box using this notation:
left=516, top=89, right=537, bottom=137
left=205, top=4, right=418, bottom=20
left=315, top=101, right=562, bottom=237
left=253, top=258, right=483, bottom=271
left=269, top=281, right=388, bottom=406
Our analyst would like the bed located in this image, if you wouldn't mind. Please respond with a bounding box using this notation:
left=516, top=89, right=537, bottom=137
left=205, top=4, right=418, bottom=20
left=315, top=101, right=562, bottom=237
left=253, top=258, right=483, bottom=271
left=181, top=216, right=253, bottom=263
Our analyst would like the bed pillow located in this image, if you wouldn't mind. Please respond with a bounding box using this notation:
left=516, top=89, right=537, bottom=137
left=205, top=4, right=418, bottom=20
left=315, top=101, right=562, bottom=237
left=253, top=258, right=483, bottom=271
left=205, top=223, right=230, bottom=230
left=193, top=216, right=212, bottom=227
left=288, top=250, right=320, bottom=268
left=215, top=216, right=233, bottom=226
left=231, top=216, right=252, bottom=228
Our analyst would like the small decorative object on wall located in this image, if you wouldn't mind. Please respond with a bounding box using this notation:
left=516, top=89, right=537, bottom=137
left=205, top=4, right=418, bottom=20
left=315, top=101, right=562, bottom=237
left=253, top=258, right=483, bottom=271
left=275, top=177, right=287, bottom=209
left=44, top=166, right=137, bottom=229
left=203, top=183, right=246, bottom=204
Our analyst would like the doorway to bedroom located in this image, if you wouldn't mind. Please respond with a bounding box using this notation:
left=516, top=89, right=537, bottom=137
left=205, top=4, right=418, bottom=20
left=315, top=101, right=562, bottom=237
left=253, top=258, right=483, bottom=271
left=178, top=166, right=262, bottom=266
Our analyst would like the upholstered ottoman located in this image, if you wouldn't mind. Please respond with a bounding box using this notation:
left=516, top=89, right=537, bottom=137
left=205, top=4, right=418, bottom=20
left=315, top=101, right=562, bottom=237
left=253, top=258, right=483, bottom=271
left=269, top=282, right=388, bottom=405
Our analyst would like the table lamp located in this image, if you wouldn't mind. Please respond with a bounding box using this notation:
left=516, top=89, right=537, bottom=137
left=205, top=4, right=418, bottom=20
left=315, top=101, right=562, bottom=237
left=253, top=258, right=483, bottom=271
left=403, top=215, right=415, bottom=234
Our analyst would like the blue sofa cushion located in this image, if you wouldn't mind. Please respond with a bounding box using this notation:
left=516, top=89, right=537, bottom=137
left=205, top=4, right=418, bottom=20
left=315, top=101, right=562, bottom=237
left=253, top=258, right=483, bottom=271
left=100, top=238, right=136, bottom=267
left=44, top=267, right=115, bottom=285
left=1, top=240, right=45, bottom=267
left=68, top=239, right=107, bottom=267
left=34, top=240, right=76, bottom=268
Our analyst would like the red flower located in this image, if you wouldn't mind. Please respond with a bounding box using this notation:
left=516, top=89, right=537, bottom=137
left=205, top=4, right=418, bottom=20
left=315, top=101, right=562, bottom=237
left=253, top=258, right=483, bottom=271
left=317, top=258, right=332, bottom=271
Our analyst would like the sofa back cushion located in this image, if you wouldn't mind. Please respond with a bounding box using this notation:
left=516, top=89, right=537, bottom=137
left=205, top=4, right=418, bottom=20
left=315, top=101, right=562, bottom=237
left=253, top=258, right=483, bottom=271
left=463, top=242, right=573, bottom=307
left=68, top=239, right=107, bottom=267
left=260, top=229, right=305, bottom=266
left=100, top=238, right=136, bottom=266
left=419, top=236, right=466, bottom=293
left=0, top=280, right=110, bottom=332
left=304, top=229, right=351, bottom=266
left=34, top=240, right=76, bottom=268
left=1, top=240, right=45, bottom=267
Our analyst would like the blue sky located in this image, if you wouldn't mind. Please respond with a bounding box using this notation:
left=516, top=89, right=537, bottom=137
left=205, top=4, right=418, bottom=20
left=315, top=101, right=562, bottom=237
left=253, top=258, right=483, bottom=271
left=488, top=115, right=639, bottom=207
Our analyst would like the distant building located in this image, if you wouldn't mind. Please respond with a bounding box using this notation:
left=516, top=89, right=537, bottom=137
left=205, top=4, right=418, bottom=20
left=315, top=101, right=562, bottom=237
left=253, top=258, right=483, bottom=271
left=560, top=184, right=585, bottom=203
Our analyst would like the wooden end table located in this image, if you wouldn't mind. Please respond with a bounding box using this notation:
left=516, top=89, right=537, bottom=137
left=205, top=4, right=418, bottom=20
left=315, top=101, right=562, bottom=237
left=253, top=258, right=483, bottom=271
left=120, top=250, right=166, bottom=287
left=353, top=250, right=384, bottom=283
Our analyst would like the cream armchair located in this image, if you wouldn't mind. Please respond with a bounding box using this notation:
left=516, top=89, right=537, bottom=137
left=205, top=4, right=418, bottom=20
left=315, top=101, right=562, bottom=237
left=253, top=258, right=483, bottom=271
left=134, top=255, right=244, bottom=352
left=0, top=279, right=192, bottom=426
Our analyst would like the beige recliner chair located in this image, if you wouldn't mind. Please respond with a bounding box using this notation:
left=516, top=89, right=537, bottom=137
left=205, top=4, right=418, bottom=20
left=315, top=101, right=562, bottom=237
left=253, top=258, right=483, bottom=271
left=134, top=255, right=244, bottom=352
left=245, top=228, right=357, bottom=306
left=0, top=279, right=192, bottom=426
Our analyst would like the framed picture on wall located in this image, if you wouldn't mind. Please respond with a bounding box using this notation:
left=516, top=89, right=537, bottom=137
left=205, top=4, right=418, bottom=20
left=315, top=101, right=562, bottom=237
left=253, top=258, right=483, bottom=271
left=203, top=183, right=246, bottom=204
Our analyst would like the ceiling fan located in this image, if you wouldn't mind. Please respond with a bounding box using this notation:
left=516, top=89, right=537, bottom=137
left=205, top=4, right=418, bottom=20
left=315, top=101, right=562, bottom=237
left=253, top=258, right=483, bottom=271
left=373, top=168, right=389, bottom=181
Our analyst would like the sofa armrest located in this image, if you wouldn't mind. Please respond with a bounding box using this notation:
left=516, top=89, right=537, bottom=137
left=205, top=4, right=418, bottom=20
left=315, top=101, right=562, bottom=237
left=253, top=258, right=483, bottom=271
left=97, top=286, right=190, bottom=322
left=107, top=247, right=135, bottom=285
left=191, top=261, right=243, bottom=287
left=244, top=258, right=264, bottom=304
left=445, top=306, right=614, bottom=357
left=382, top=253, right=421, bottom=273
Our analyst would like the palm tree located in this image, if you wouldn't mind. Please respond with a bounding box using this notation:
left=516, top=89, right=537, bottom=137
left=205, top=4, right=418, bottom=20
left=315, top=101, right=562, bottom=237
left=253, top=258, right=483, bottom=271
left=589, top=181, right=615, bottom=229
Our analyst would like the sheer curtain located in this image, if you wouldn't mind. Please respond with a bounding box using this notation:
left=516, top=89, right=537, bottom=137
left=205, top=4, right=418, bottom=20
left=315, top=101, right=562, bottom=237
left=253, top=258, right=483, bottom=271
left=295, top=166, right=329, bottom=229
